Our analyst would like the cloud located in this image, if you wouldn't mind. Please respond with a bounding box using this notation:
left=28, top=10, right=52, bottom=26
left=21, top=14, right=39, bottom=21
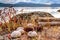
left=0, top=0, right=31, bottom=4
left=42, top=3, right=52, bottom=5
left=0, top=0, right=60, bottom=4
left=31, top=0, right=60, bottom=4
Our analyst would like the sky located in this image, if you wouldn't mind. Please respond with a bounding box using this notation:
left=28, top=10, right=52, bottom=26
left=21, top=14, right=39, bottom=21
left=0, top=0, right=60, bottom=4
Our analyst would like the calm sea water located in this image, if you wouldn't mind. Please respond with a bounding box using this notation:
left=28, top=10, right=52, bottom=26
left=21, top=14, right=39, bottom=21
left=0, top=7, right=60, bottom=18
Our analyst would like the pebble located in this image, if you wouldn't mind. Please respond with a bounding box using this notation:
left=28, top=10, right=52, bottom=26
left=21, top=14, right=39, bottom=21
left=0, top=35, right=3, bottom=40
left=16, top=27, right=24, bottom=31
left=11, top=31, right=21, bottom=38
left=16, top=27, right=25, bottom=34
left=28, top=31, right=37, bottom=37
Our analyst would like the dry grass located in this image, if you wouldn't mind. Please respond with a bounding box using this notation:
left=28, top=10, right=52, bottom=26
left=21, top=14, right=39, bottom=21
left=0, top=11, right=60, bottom=40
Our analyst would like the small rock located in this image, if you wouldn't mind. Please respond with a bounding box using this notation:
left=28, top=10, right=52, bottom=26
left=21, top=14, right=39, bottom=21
left=0, top=35, right=3, bottom=40
left=18, top=29, right=25, bottom=34
left=11, top=31, right=21, bottom=38
left=16, top=27, right=25, bottom=34
left=16, top=27, right=24, bottom=31
left=28, top=31, right=37, bottom=37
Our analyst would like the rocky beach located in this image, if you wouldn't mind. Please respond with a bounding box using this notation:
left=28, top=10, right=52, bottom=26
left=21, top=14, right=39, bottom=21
left=0, top=7, right=60, bottom=40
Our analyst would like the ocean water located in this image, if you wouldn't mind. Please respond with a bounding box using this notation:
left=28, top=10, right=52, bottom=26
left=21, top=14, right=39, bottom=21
left=0, top=7, right=60, bottom=23
left=0, top=7, right=60, bottom=18
left=0, top=7, right=60, bottom=12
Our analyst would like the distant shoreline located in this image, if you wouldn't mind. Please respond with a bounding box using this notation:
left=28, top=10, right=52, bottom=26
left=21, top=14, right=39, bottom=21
left=0, top=7, right=60, bottom=9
